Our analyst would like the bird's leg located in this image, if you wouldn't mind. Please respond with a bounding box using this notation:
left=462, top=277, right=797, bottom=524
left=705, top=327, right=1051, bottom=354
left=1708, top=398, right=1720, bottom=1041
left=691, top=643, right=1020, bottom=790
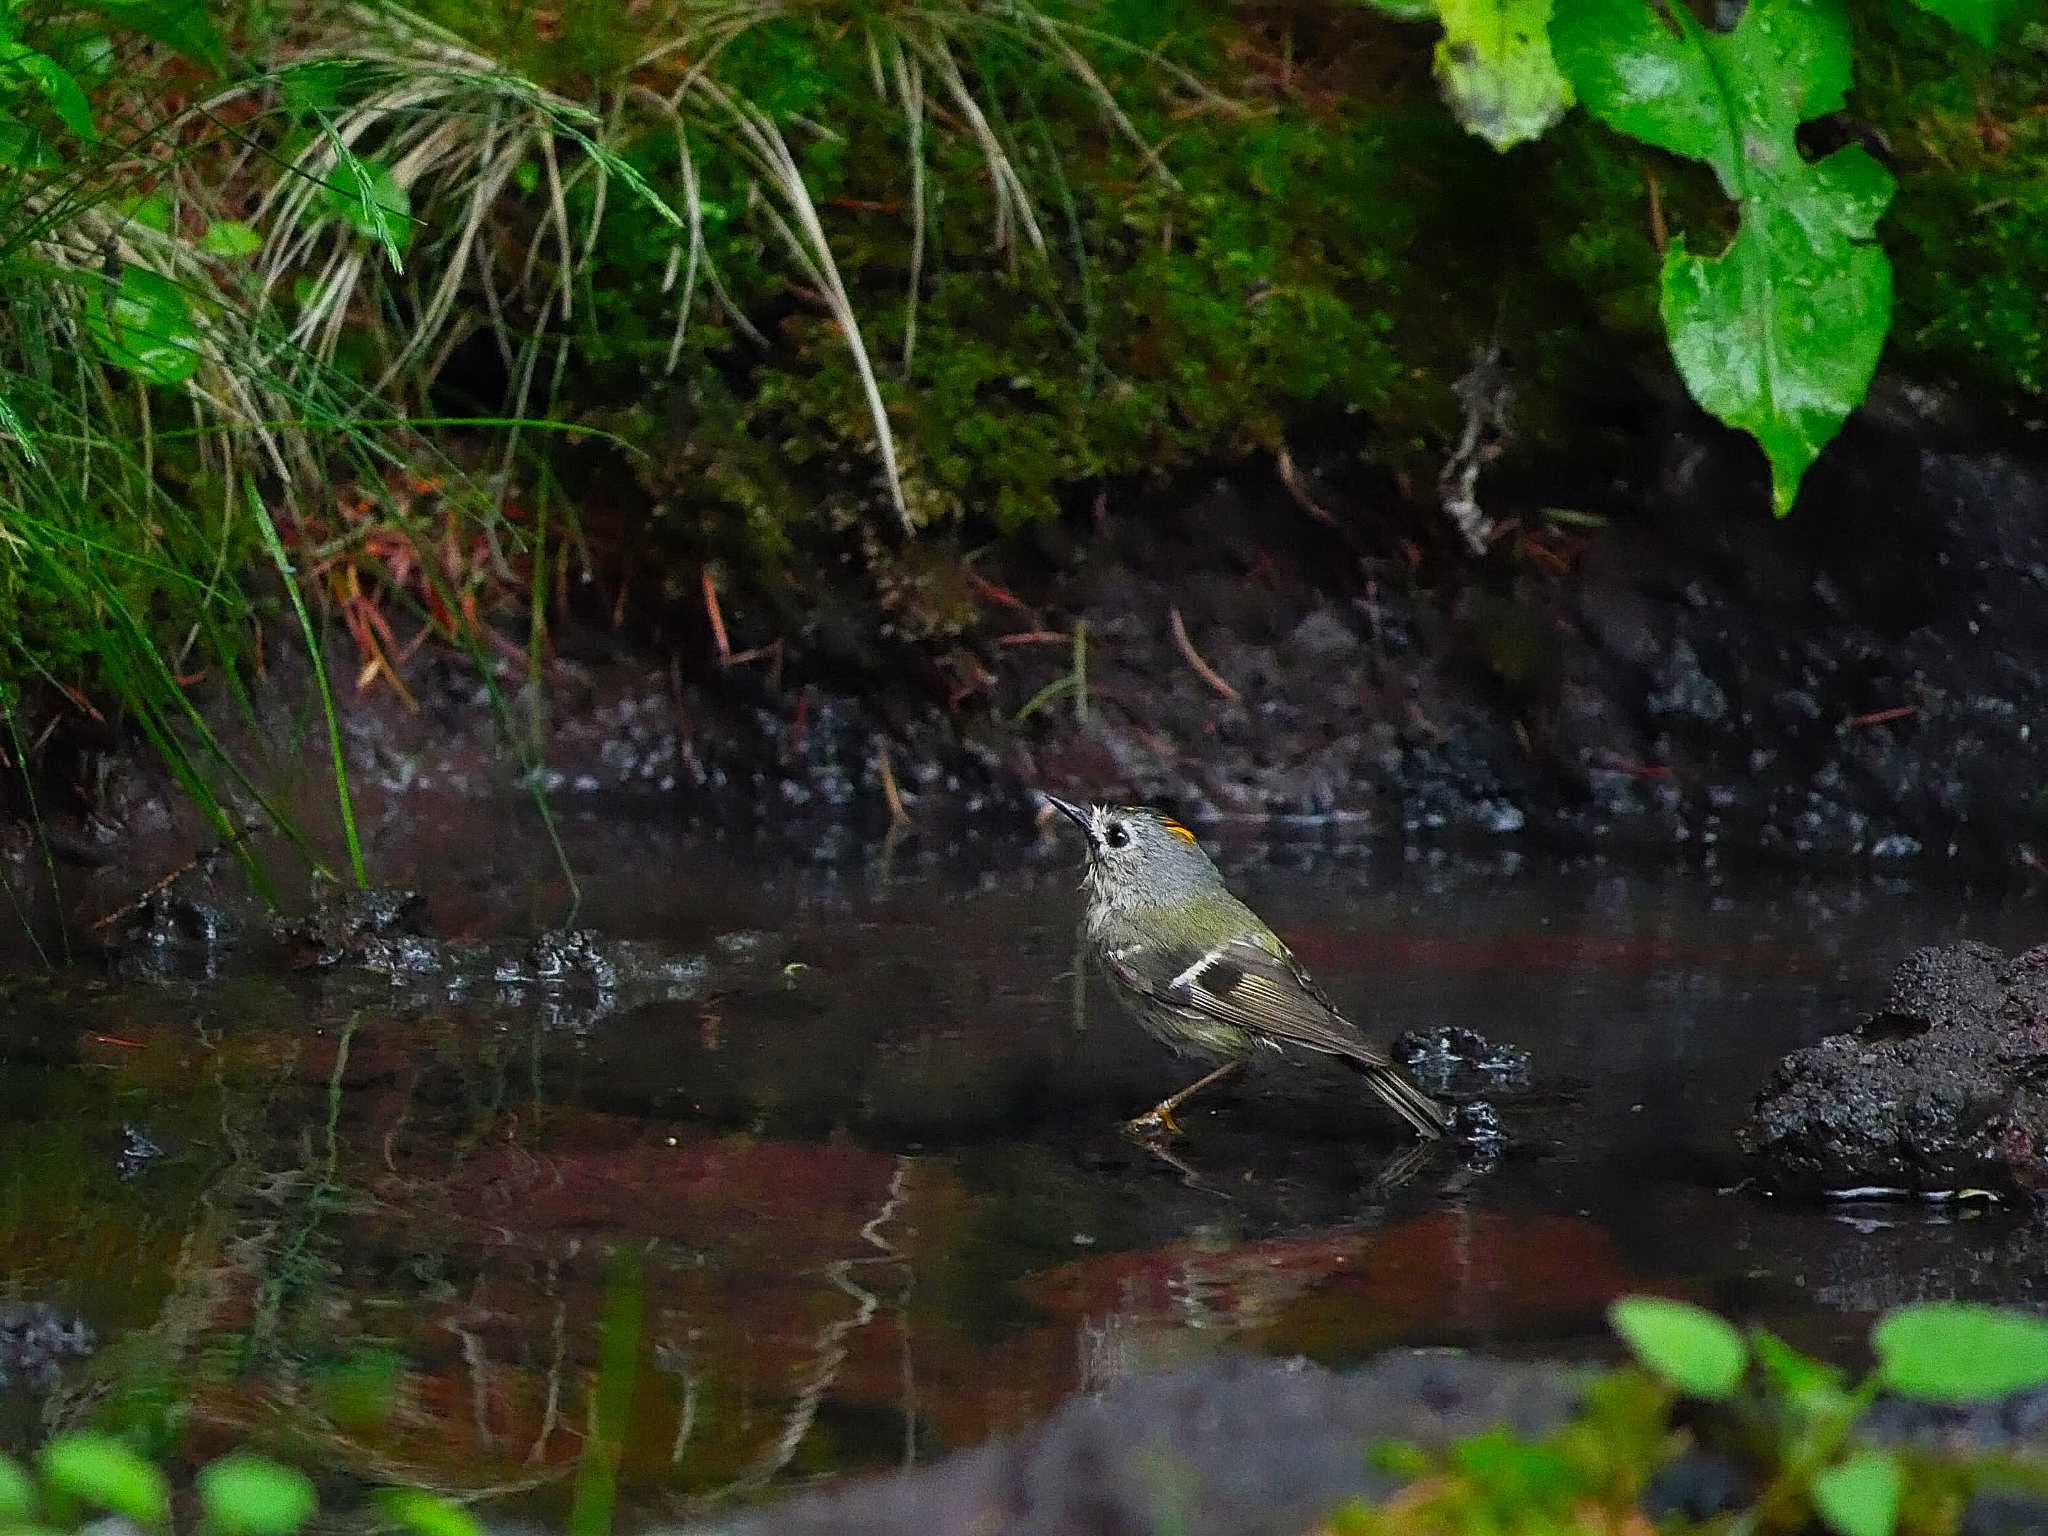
left=1124, top=1060, right=1245, bottom=1139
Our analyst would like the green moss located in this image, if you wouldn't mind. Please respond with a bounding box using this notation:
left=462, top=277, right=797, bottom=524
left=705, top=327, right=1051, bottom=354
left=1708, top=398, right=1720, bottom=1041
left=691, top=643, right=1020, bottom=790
left=1852, top=0, right=2048, bottom=400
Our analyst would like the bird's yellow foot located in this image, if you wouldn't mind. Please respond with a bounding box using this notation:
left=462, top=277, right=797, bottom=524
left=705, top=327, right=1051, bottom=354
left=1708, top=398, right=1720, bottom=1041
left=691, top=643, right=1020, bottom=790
left=1123, top=1104, right=1183, bottom=1139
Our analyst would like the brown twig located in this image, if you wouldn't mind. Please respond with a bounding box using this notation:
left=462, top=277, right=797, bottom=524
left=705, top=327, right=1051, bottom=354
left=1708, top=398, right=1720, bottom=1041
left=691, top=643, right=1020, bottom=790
left=877, top=745, right=910, bottom=827
left=1168, top=607, right=1240, bottom=703
left=89, top=824, right=260, bottom=933
left=1645, top=166, right=1668, bottom=254
left=1848, top=705, right=1916, bottom=728
left=701, top=565, right=730, bottom=662
left=1275, top=443, right=1337, bottom=525
left=995, top=630, right=1069, bottom=647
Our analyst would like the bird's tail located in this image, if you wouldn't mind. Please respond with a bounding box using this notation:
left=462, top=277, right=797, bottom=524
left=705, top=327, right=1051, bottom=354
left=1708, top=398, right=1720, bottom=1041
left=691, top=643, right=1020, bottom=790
left=1354, top=1059, right=1451, bottom=1139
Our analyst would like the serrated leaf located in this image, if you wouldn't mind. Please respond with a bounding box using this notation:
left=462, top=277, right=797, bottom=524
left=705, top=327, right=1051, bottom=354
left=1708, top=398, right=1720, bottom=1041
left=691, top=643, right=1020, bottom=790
left=85, top=267, right=200, bottom=386
left=201, top=219, right=264, bottom=257
left=1430, top=0, right=1573, bottom=149
left=1812, top=1452, right=1901, bottom=1536
left=39, top=1434, right=169, bottom=1526
left=1553, top=0, right=1894, bottom=515
left=1907, top=0, right=2021, bottom=44
left=1609, top=1296, right=1747, bottom=1399
left=196, top=1455, right=317, bottom=1536
left=1874, top=1304, right=2048, bottom=1403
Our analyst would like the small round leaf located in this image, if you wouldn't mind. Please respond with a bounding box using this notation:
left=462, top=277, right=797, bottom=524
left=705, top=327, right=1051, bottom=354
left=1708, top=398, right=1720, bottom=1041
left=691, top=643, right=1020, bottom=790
left=39, top=1433, right=169, bottom=1525
left=1874, top=1304, right=2048, bottom=1403
left=196, top=1455, right=317, bottom=1536
left=1608, top=1296, right=1747, bottom=1399
left=1812, top=1451, right=1902, bottom=1536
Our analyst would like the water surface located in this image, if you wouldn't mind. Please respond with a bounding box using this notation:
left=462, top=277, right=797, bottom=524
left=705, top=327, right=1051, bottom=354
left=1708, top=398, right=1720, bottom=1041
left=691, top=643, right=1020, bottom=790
left=1, top=816, right=2039, bottom=1522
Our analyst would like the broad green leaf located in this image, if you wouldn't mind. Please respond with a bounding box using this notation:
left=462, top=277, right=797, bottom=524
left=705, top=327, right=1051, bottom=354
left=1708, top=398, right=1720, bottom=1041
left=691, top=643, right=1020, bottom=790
left=1431, top=0, right=1573, bottom=149
left=1553, top=0, right=1893, bottom=515
left=78, top=0, right=223, bottom=71
left=0, top=46, right=95, bottom=140
left=1874, top=1304, right=2048, bottom=1403
left=196, top=1455, right=317, bottom=1536
left=1812, top=1451, right=1902, bottom=1536
left=201, top=219, right=264, bottom=258
left=1907, top=0, right=2021, bottom=43
left=39, top=1434, right=169, bottom=1526
left=1609, top=1296, right=1747, bottom=1399
left=375, top=1490, right=486, bottom=1536
left=0, top=1454, right=33, bottom=1520
left=85, top=268, right=200, bottom=386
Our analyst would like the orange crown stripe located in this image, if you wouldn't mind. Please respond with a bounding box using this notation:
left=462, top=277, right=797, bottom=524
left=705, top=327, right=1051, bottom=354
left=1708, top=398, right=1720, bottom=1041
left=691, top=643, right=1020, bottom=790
left=1163, top=820, right=1196, bottom=843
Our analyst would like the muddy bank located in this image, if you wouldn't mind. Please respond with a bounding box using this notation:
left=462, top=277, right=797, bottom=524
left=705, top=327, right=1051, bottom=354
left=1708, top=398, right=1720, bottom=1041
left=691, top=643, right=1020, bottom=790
left=39, top=382, right=2048, bottom=883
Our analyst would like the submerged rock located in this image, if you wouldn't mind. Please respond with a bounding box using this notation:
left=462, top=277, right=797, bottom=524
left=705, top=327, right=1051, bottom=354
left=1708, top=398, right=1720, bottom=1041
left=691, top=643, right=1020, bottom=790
left=0, top=1303, right=95, bottom=1390
left=270, top=886, right=439, bottom=972
left=1741, top=942, right=2048, bottom=1198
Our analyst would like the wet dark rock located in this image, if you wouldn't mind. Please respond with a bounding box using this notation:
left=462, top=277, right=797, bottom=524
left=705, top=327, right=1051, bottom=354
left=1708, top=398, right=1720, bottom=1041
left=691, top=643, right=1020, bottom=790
left=1960, top=1488, right=2048, bottom=1536
left=1861, top=1385, right=2048, bottom=1455
left=270, top=886, right=437, bottom=972
left=1741, top=942, right=2048, bottom=1197
left=666, top=1352, right=1583, bottom=1536
left=1641, top=1451, right=1754, bottom=1523
left=116, top=1124, right=166, bottom=1180
left=1394, top=1025, right=1533, bottom=1090
left=116, top=890, right=243, bottom=963
left=525, top=929, right=709, bottom=998
left=1448, top=1099, right=1507, bottom=1156
left=0, top=1303, right=95, bottom=1390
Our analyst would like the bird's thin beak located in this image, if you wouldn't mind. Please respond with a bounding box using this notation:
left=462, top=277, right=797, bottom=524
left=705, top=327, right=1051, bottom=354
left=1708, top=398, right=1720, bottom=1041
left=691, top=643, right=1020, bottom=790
left=1043, top=795, right=1094, bottom=843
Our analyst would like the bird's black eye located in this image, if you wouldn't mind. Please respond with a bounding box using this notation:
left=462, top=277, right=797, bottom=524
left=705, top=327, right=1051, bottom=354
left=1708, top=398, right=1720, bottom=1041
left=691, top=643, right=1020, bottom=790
left=1104, top=822, right=1130, bottom=850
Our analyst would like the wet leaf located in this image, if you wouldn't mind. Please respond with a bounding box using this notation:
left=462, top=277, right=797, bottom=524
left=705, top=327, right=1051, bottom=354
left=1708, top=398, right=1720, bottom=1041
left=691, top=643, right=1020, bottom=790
left=1906, top=0, right=2020, bottom=43
left=1812, top=1451, right=1901, bottom=1536
left=1553, top=0, right=1893, bottom=515
left=1874, top=1304, right=2048, bottom=1403
left=1430, top=0, right=1573, bottom=149
left=1608, top=1296, right=1746, bottom=1399
left=85, top=268, right=200, bottom=386
left=197, top=1455, right=317, bottom=1536
left=39, top=1433, right=170, bottom=1526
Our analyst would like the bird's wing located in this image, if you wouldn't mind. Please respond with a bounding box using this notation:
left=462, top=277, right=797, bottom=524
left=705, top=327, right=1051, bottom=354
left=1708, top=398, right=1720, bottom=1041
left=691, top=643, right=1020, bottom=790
left=1104, top=930, right=1390, bottom=1066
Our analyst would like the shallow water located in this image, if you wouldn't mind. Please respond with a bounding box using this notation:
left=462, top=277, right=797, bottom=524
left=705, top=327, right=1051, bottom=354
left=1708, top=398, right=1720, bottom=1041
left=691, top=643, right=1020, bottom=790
left=0, top=813, right=2041, bottom=1524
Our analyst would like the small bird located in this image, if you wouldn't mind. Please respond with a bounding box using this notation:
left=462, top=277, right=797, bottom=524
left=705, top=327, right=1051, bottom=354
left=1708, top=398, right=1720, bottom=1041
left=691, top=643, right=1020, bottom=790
left=1046, top=797, right=1449, bottom=1141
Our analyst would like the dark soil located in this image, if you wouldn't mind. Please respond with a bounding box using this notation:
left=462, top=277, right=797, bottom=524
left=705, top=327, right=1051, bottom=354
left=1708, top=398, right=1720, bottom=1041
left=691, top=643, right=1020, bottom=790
left=32, top=378, right=2048, bottom=885
left=1742, top=939, right=2048, bottom=1197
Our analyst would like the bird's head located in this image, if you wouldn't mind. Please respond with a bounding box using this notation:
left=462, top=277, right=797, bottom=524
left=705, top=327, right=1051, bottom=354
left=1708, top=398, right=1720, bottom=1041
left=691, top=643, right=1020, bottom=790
left=1042, top=797, right=1220, bottom=911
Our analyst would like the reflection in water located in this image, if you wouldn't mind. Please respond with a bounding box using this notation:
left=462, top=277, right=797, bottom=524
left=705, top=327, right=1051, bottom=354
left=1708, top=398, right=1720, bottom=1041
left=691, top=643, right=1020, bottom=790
left=0, top=831, right=2042, bottom=1524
